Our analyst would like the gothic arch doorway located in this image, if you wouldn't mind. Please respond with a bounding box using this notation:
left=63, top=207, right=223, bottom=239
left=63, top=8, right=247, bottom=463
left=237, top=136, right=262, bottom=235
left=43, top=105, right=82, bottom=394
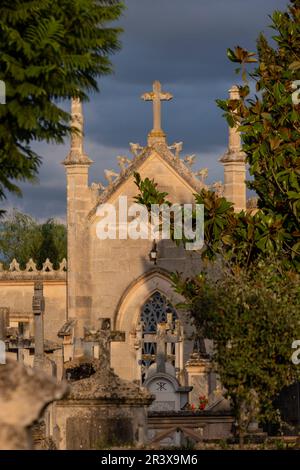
left=112, top=270, right=191, bottom=383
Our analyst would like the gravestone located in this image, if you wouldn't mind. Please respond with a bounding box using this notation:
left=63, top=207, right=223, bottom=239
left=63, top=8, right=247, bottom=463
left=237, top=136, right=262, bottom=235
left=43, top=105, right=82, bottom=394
left=138, top=318, right=191, bottom=412
left=55, top=319, right=154, bottom=449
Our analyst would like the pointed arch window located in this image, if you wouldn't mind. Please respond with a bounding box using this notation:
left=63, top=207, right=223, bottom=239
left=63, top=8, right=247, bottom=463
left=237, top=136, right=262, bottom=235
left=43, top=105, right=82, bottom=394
left=140, top=291, right=177, bottom=382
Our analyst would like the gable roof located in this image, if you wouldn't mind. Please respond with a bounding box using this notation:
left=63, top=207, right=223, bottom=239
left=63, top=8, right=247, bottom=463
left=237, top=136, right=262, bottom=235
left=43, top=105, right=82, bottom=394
left=88, top=142, right=206, bottom=219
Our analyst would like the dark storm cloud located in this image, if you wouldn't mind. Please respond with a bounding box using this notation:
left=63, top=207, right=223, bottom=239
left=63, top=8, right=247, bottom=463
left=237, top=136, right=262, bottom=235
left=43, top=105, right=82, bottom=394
left=3, top=0, right=290, bottom=219
left=114, top=0, right=284, bottom=84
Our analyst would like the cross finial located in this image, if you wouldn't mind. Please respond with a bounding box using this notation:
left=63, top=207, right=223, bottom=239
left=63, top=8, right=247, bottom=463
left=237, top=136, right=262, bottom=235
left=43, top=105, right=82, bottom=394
left=141, top=80, right=173, bottom=145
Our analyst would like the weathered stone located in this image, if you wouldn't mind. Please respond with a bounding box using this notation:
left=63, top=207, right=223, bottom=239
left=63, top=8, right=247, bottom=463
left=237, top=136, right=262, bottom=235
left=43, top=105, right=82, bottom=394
left=55, top=357, right=154, bottom=449
left=0, top=359, right=68, bottom=449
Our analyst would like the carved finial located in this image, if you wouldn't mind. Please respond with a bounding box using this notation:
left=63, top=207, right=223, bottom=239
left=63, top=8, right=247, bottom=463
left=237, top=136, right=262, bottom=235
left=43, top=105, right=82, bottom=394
left=195, top=168, right=208, bottom=184
left=117, top=155, right=131, bottom=172
left=63, top=97, right=92, bottom=166
left=9, top=259, right=20, bottom=272
left=71, top=98, right=83, bottom=153
left=25, top=258, right=37, bottom=272
left=220, top=85, right=246, bottom=163
left=141, top=81, right=173, bottom=145
left=42, top=258, right=53, bottom=272
left=168, top=142, right=183, bottom=158
left=183, top=154, right=196, bottom=168
left=228, top=85, right=242, bottom=153
left=59, top=258, right=67, bottom=272
left=129, top=143, right=144, bottom=158
left=91, top=182, right=105, bottom=193
left=104, top=169, right=119, bottom=185
left=211, top=181, right=224, bottom=197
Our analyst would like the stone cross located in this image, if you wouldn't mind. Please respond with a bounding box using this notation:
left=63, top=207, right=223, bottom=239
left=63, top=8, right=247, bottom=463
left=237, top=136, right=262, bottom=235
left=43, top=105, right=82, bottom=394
left=138, top=315, right=182, bottom=375
left=142, top=80, right=173, bottom=134
left=15, top=323, right=26, bottom=363
left=84, top=318, right=125, bottom=368
left=32, top=281, right=45, bottom=368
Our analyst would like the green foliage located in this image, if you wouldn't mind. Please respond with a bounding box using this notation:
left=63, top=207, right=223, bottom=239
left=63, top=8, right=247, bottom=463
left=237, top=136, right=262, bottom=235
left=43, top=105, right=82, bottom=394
left=133, top=172, right=170, bottom=209
left=0, top=0, right=124, bottom=203
left=0, top=210, right=67, bottom=268
left=133, top=175, right=290, bottom=269
left=172, top=261, right=300, bottom=436
left=133, top=0, right=300, bottom=440
left=36, top=219, right=67, bottom=268
left=217, top=0, right=300, bottom=268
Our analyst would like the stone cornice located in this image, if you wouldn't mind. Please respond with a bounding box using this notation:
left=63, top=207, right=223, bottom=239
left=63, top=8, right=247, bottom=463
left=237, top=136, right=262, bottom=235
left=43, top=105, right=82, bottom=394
left=220, top=149, right=246, bottom=164
left=62, top=151, right=93, bottom=166
left=0, top=258, right=67, bottom=281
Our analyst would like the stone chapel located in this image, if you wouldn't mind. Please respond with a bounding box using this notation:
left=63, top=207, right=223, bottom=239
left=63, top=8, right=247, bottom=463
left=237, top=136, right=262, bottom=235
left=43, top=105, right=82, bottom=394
left=0, top=81, right=249, bottom=446
left=65, top=79, right=246, bottom=395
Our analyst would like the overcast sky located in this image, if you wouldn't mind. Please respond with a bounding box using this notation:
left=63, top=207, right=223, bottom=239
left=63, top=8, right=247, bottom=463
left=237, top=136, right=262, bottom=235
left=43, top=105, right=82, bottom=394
left=3, top=0, right=289, bottom=220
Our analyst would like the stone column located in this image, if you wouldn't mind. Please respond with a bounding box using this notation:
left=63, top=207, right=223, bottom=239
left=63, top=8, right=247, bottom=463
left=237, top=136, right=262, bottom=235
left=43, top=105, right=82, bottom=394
left=62, top=98, right=93, bottom=340
left=185, top=356, right=211, bottom=406
left=220, top=85, right=246, bottom=212
left=33, top=281, right=45, bottom=369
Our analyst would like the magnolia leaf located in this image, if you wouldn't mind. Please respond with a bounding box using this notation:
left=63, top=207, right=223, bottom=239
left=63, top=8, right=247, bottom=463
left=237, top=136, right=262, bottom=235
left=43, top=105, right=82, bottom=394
left=289, top=61, right=300, bottom=71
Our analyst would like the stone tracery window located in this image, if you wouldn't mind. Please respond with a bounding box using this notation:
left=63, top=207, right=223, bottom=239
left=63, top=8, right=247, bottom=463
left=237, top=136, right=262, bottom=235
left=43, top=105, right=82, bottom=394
left=140, top=291, right=177, bottom=382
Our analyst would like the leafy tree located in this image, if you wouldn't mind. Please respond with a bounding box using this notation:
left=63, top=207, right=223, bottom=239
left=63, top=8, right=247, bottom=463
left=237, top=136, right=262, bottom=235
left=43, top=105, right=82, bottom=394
left=134, top=168, right=300, bottom=440
left=0, top=0, right=124, bottom=204
left=172, top=262, right=300, bottom=445
left=134, top=175, right=288, bottom=269
left=0, top=211, right=40, bottom=267
left=0, top=210, right=67, bottom=268
left=217, top=0, right=300, bottom=268
left=36, top=219, right=67, bottom=269
left=135, top=0, right=300, bottom=442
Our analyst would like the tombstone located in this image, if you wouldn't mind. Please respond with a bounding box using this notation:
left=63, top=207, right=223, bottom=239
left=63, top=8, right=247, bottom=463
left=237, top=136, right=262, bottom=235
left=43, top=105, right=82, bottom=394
left=83, top=318, right=125, bottom=364
left=145, top=373, right=191, bottom=412
left=32, top=281, right=56, bottom=377
left=138, top=317, right=191, bottom=412
left=58, top=319, right=77, bottom=362
left=55, top=320, right=153, bottom=449
left=32, top=281, right=45, bottom=368
left=185, top=336, right=212, bottom=406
